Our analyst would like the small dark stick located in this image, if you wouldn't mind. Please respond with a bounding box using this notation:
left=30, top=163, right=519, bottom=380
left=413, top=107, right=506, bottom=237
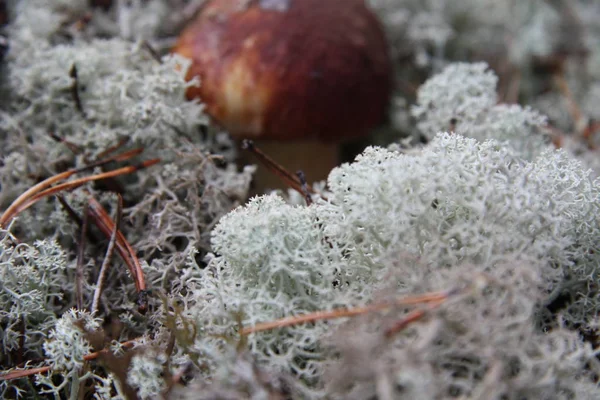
left=242, top=139, right=321, bottom=199
left=449, top=117, right=457, bottom=132
left=86, top=196, right=149, bottom=311
left=296, top=170, right=312, bottom=206
left=91, top=194, right=123, bottom=314
left=69, top=64, right=86, bottom=116
left=48, top=132, right=83, bottom=155
left=142, top=40, right=163, bottom=64
left=75, top=203, right=90, bottom=310
left=0, top=35, right=8, bottom=62
left=17, top=316, right=25, bottom=366
left=136, top=290, right=149, bottom=314
left=0, top=338, right=138, bottom=381
left=95, top=137, right=130, bottom=160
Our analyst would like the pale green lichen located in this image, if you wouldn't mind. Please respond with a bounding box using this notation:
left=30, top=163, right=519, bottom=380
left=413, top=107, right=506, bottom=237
left=2, top=0, right=600, bottom=398
left=173, top=132, right=600, bottom=398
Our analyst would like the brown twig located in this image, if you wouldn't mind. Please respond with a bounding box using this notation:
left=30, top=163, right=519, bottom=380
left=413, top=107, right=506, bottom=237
left=296, top=170, right=312, bottom=206
left=69, top=64, right=86, bottom=117
left=0, top=339, right=138, bottom=382
left=2, top=159, right=159, bottom=226
left=48, top=132, right=83, bottom=155
left=0, top=148, right=147, bottom=227
left=504, top=68, right=521, bottom=105
left=240, top=290, right=454, bottom=335
left=163, top=361, right=193, bottom=396
left=554, top=72, right=585, bottom=134
left=95, top=137, right=130, bottom=160
left=75, top=203, right=89, bottom=310
left=384, top=298, right=446, bottom=338
left=86, top=196, right=148, bottom=313
left=87, top=138, right=133, bottom=193
left=91, top=194, right=122, bottom=314
left=141, top=40, right=163, bottom=63
left=17, top=316, right=25, bottom=366
left=242, top=140, right=324, bottom=200
left=582, top=120, right=600, bottom=150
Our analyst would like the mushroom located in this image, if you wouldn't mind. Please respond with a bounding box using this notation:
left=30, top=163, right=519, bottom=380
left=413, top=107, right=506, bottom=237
left=172, top=0, right=392, bottom=192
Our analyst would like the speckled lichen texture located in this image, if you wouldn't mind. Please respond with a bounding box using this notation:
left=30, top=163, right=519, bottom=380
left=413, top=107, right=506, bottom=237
left=1, top=1, right=600, bottom=399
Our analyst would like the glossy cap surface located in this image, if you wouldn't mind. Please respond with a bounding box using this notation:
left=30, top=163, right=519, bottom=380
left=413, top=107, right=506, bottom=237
left=173, top=0, right=392, bottom=142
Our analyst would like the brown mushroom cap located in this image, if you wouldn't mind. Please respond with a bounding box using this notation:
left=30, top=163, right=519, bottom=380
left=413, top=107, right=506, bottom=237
left=172, top=0, right=392, bottom=142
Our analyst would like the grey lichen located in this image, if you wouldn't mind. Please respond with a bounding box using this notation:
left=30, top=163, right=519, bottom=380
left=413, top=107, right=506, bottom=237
left=2, top=0, right=600, bottom=399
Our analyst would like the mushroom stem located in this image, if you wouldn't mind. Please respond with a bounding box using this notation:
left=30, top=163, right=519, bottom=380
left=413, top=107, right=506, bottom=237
left=238, top=139, right=339, bottom=196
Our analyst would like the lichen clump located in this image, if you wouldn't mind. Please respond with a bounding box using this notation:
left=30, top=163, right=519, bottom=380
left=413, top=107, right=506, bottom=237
left=1, top=0, right=600, bottom=399
left=185, top=133, right=599, bottom=398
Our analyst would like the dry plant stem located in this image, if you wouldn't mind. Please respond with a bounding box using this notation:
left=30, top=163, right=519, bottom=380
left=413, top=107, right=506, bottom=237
left=86, top=196, right=146, bottom=294
left=582, top=121, right=600, bottom=150
left=142, top=40, right=163, bottom=63
left=240, top=290, right=454, bottom=335
left=69, top=63, right=85, bottom=116
left=242, top=139, right=320, bottom=198
left=94, top=137, right=130, bottom=160
left=505, top=68, right=521, bottom=104
left=0, top=148, right=146, bottom=227
left=0, top=339, right=138, bottom=382
left=554, top=72, right=585, bottom=133
left=10, top=159, right=160, bottom=223
left=75, top=203, right=89, bottom=311
left=86, top=196, right=149, bottom=313
left=48, top=131, right=83, bottom=154
left=17, top=316, right=25, bottom=366
left=163, top=362, right=194, bottom=396
left=57, top=195, right=87, bottom=230
left=23, top=159, right=160, bottom=209
left=91, top=194, right=123, bottom=315
left=296, top=170, right=313, bottom=205
left=384, top=298, right=445, bottom=338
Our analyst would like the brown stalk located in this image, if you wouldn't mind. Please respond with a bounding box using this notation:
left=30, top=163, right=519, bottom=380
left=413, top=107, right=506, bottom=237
left=242, top=139, right=324, bottom=200
left=0, top=339, right=138, bottom=382
left=86, top=196, right=148, bottom=313
left=0, top=148, right=147, bottom=227
left=69, top=63, right=86, bottom=116
left=91, top=194, right=122, bottom=314
left=240, top=290, right=453, bottom=335
left=582, top=120, right=600, bottom=150
left=95, top=137, right=130, bottom=160
left=5, top=159, right=159, bottom=225
left=75, top=203, right=89, bottom=310
left=384, top=298, right=446, bottom=338
left=554, top=72, right=585, bottom=134
left=296, top=170, right=313, bottom=206
left=142, top=40, right=163, bottom=64
left=48, top=132, right=83, bottom=154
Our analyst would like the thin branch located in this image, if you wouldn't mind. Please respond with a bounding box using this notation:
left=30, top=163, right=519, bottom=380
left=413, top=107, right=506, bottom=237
left=69, top=63, right=86, bottom=117
left=0, top=148, right=147, bottom=227
left=25, top=159, right=160, bottom=206
left=17, top=316, right=25, bottom=366
left=240, top=289, right=456, bottom=335
left=3, top=158, right=159, bottom=226
left=86, top=196, right=148, bottom=313
left=242, top=140, right=325, bottom=200
left=48, top=132, right=83, bottom=155
left=141, top=40, right=163, bottom=63
left=554, top=72, right=585, bottom=134
left=75, top=203, right=89, bottom=310
left=384, top=299, right=446, bottom=338
left=296, top=170, right=313, bottom=206
left=95, top=137, right=130, bottom=160
left=91, top=195, right=122, bottom=315
left=0, top=339, right=138, bottom=382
